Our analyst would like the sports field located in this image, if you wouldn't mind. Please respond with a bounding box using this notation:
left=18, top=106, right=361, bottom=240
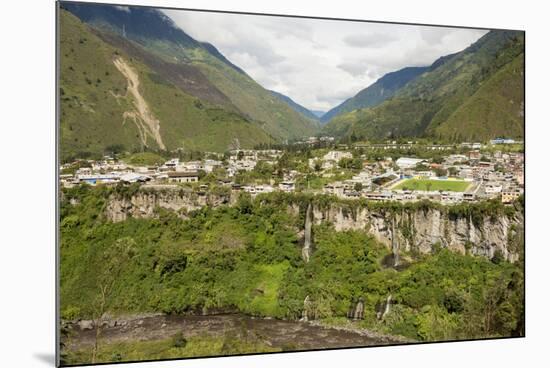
left=393, top=178, right=471, bottom=192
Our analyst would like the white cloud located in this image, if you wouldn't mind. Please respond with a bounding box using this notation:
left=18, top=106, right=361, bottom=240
left=114, top=6, right=130, bottom=13
left=163, top=9, right=487, bottom=111
left=343, top=33, right=398, bottom=48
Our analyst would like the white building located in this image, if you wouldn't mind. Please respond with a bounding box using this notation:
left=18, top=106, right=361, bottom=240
left=279, top=181, right=296, bottom=192
left=167, top=171, right=199, bottom=183
left=395, top=157, right=425, bottom=169
left=203, top=159, right=223, bottom=173
left=350, top=171, right=372, bottom=188
left=485, top=183, right=503, bottom=194
left=323, top=151, right=353, bottom=162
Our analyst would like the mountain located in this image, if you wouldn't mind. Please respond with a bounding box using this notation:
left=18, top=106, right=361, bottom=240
left=322, top=30, right=524, bottom=142
left=61, top=2, right=319, bottom=144
left=310, top=110, right=326, bottom=119
left=59, top=9, right=274, bottom=160
left=321, top=66, right=428, bottom=124
left=268, top=90, right=320, bottom=122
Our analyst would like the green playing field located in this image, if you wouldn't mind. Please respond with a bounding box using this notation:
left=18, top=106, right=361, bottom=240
left=393, top=178, right=471, bottom=192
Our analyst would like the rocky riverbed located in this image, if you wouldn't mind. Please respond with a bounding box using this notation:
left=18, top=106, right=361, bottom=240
left=64, top=313, right=403, bottom=352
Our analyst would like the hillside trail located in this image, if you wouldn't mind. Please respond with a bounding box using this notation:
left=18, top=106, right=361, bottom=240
left=113, top=56, right=166, bottom=150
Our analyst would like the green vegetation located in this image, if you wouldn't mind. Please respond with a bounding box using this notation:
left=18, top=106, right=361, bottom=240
left=394, top=179, right=471, bottom=192
left=61, top=186, right=523, bottom=351
left=323, top=31, right=524, bottom=142
left=123, top=152, right=166, bottom=166
left=321, top=66, right=428, bottom=124
left=63, top=332, right=279, bottom=365
left=61, top=5, right=319, bottom=158
left=59, top=10, right=274, bottom=161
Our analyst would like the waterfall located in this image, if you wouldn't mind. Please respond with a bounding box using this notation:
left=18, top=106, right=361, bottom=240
left=376, top=294, right=392, bottom=320
left=382, top=295, right=392, bottom=318
left=302, top=203, right=313, bottom=263
left=352, top=298, right=365, bottom=320
left=391, top=216, right=400, bottom=267
left=300, top=295, right=311, bottom=321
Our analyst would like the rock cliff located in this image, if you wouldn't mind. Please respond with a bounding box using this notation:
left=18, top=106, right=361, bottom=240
left=102, top=188, right=523, bottom=262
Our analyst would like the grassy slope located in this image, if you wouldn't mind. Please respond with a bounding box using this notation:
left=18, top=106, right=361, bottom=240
left=323, top=31, right=524, bottom=141
left=98, top=21, right=319, bottom=140
left=321, top=67, right=428, bottom=124
left=59, top=10, right=273, bottom=160
left=269, top=90, right=320, bottom=122
left=433, top=54, right=524, bottom=140
left=60, top=10, right=140, bottom=160
left=190, top=50, right=320, bottom=140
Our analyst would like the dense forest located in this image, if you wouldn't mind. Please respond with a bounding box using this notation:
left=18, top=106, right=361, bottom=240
left=61, top=185, right=524, bottom=348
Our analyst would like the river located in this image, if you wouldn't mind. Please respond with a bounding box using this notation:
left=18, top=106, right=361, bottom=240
left=67, top=313, right=402, bottom=352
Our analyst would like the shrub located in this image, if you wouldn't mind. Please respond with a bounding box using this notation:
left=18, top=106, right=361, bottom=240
left=172, top=332, right=187, bottom=348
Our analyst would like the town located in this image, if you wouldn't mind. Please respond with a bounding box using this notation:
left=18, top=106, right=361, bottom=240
left=60, top=137, right=524, bottom=205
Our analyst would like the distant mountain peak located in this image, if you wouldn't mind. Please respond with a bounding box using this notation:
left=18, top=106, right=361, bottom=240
left=321, top=65, right=428, bottom=123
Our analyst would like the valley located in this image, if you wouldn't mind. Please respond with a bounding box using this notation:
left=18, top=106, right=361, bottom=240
left=57, top=2, right=525, bottom=365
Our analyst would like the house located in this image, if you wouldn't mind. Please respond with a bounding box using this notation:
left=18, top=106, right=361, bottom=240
left=468, top=151, right=482, bottom=160
left=364, top=191, right=392, bottom=201
left=445, top=154, right=469, bottom=165
left=323, top=151, right=353, bottom=162
left=416, top=171, right=436, bottom=178
left=501, top=189, right=523, bottom=204
left=76, top=167, right=92, bottom=176
left=514, top=170, right=524, bottom=186
left=350, top=171, right=372, bottom=188
left=459, top=167, right=474, bottom=180
left=484, top=183, right=503, bottom=195
left=183, top=161, right=203, bottom=171
left=279, top=181, right=296, bottom=192
left=203, top=160, right=223, bottom=173
left=167, top=171, right=199, bottom=183
left=491, top=138, right=516, bottom=145
left=120, top=173, right=151, bottom=183
left=77, top=174, right=119, bottom=185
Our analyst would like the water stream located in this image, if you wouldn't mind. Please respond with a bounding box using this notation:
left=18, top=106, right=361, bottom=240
left=302, top=203, right=313, bottom=263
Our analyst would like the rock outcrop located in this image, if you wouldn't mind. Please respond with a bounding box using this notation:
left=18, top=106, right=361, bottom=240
left=104, top=186, right=234, bottom=222
left=307, top=204, right=523, bottom=262
left=99, top=189, right=523, bottom=262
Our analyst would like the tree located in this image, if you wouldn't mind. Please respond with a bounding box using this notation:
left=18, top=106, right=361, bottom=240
left=105, top=144, right=125, bottom=158
left=354, top=182, right=363, bottom=192
left=434, top=168, right=448, bottom=177
left=314, top=160, right=322, bottom=172
left=448, top=167, right=459, bottom=177
left=91, top=237, right=136, bottom=363
left=426, top=182, right=433, bottom=192
left=237, top=151, right=244, bottom=160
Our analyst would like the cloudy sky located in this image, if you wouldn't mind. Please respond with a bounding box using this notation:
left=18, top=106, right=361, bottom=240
left=164, top=9, right=487, bottom=112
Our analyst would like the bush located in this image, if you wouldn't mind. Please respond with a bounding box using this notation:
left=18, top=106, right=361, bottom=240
left=172, top=332, right=187, bottom=348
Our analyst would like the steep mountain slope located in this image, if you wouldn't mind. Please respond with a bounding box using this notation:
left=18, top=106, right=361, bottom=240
left=311, top=110, right=326, bottom=119
left=269, top=90, right=320, bottom=122
left=321, top=66, right=428, bottom=124
left=62, top=2, right=319, bottom=140
left=59, top=10, right=272, bottom=161
left=323, top=30, right=524, bottom=141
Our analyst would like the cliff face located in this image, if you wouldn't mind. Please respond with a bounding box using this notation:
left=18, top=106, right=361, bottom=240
left=105, top=188, right=234, bottom=222
left=305, top=205, right=523, bottom=262
left=102, top=188, right=523, bottom=262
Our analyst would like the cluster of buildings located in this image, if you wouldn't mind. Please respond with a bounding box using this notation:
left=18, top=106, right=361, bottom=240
left=319, top=147, right=524, bottom=204
left=60, top=140, right=524, bottom=205
left=60, top=149, right=285, bottom=190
